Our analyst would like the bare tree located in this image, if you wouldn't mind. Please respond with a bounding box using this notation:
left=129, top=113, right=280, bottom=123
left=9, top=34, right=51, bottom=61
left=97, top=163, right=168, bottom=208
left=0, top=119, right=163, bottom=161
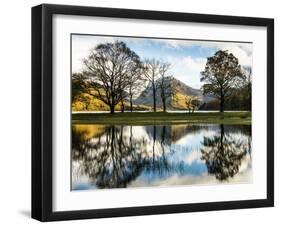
left=143, top=59, right=161, bottom=112
left=120, top=90, right=127, bottom=113
left=158, top=61, right=172, bottom=112
left=83, top=41, right=141, bottom=114
left=127, top=66, right=144, bottom=112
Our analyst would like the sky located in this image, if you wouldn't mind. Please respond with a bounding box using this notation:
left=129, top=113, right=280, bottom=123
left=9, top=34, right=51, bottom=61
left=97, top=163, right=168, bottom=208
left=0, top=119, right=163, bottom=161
left=72, top=34, right=252, bottom=89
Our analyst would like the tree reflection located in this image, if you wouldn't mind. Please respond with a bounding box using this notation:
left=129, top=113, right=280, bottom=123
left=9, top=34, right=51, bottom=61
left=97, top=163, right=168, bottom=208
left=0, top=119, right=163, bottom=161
left=72, top=124, right=252, bottom=189
left=200, top=124, right=249, bottom=181
left=143, top=125, right=171, bottom=176
left=72, top=125, right=150, bottom=188
left=72, top=124, right=181, bottom=188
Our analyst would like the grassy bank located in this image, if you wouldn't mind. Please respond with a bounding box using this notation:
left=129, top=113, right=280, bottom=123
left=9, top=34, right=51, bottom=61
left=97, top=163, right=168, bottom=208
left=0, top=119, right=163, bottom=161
left=72, top=111, right=251, bottom=125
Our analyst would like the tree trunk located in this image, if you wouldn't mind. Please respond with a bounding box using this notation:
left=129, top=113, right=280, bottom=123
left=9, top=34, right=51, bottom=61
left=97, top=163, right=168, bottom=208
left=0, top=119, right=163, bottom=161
left=220, top=95, right=224, bottom=112
left=110, top=105, right=115, bottom=114
left=121, top=99, right=125, bottom=113
left=220, top=124, right=224, bottom=151
left=161, top=126, right=166, bottom=159
left=162, top=98, right=166, bottom=112
left=248, top=83, right=252, bottom=111
left=110, top=126, right=116, bottom=171
left=153, top=84, right=156, bottom=112
left=152, top=125, right=156, bottom=166
left=130, top=95, right=133, bottom=112
left=110, top=94, right=115, bottom=114
left=130, top=126, right=133, bottom=149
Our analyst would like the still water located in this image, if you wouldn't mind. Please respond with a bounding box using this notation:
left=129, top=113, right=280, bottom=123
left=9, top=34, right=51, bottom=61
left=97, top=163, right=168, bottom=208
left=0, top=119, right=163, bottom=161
left=72, top=124, right=252, bottom=190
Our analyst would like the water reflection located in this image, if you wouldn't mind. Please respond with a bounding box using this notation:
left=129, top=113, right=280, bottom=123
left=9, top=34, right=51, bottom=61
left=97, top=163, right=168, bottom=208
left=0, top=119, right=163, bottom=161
left=72, top=124, right=252, bottom=190
left=201, top=125, right=250, bottom=181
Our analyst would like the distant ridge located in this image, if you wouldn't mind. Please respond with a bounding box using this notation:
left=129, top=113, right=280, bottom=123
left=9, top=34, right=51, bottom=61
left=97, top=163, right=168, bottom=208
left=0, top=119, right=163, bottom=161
left=135, top=76, right=213, bottom=110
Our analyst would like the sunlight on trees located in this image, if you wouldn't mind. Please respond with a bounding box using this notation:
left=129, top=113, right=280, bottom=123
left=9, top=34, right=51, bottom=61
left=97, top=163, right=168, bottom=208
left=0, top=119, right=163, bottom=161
left=72, top=42, right=251, bottom=113
left=185, top=96, right=201, bottom=113
left=82, top=41, right=141, bottom=114
left=200, top=50, right=245, bottom=112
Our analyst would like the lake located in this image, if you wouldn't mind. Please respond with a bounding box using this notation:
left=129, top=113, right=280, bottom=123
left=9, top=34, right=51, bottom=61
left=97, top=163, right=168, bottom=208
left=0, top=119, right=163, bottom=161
left=72, top=124, right=252, bottom=190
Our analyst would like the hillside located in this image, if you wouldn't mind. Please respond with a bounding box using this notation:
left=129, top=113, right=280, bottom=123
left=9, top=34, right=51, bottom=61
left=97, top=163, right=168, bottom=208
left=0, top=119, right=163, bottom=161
left=72, top=76, right=214, bottom=111
left=135, top=76, right=212, bottom=110
left=72, top=88, right=151, bottom=111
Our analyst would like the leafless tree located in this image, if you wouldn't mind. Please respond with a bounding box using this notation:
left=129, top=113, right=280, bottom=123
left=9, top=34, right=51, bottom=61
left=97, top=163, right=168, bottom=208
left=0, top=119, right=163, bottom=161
left=120, top=90, right=127, bottom=113
left=158, top=61, right=172, bottom=112
left=143, top=58, right=161, bottom=112
left=82, top=41, right=141, bottom=114
left=127, top=66, right=144, bottom=112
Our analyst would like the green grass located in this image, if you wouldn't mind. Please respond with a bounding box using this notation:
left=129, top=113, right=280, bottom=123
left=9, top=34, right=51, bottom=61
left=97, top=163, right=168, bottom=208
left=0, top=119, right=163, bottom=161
left=72, top=111, right=251, bottom=125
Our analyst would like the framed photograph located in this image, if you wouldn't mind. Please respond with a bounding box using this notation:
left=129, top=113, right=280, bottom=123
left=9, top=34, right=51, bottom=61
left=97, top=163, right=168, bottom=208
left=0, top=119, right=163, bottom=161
left=32, top=4, right=274, bottom=221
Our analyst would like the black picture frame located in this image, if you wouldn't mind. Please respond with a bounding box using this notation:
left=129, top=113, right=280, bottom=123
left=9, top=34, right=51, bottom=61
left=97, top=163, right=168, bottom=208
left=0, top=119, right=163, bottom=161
left=32, top=3, right=274, bottom=222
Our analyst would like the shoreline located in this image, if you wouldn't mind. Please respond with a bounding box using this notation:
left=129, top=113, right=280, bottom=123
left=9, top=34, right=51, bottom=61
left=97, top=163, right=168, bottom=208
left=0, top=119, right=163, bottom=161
left=72, top=111, right=251, bottom=125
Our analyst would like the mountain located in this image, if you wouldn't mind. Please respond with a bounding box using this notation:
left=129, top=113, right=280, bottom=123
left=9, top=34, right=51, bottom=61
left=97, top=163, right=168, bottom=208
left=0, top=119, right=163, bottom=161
left=134, top=76, right=213, bottom=110
left=72, top=76, right=214, bottom=111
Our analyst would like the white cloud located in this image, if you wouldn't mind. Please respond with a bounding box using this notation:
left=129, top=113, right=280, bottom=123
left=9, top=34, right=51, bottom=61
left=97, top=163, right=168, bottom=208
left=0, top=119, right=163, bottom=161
left=167, top=56, right=206, bottom=88
left=160, top=39, right=253, bottom=67
left=218, top=44, right=252, bottom=67
left=71, top=35, right=252, bottom=88
left=184, top=150, right=203, bottom=165
left=72, top=35, right=117, bottom=73
left=183, top=56, right=207, bottom=72
left=129, top=168, right=252, bottom=188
